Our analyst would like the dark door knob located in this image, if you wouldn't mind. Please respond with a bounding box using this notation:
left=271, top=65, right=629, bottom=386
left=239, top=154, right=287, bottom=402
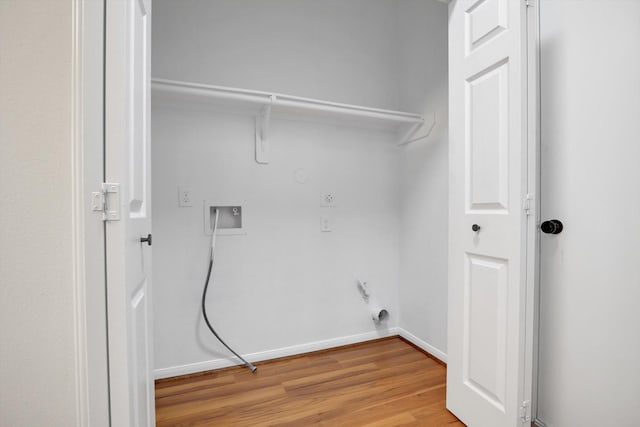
left=472, top=224, right=481, bottom=232
left=540, top=220, right=563, bottom=235
left=140, top=234, right=152, bottom=246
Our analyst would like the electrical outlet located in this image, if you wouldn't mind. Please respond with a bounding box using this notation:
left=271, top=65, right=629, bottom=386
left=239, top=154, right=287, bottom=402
left=321, top=193, right=335, bottom=207
left=178, top=187, right=192, bottom=207
left=320, top=215, right=332, bottom=232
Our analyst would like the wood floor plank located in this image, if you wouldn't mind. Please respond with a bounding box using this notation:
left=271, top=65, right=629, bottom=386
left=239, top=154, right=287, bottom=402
left=271, top=367, right=446, bottom=425
left=155, top=336, right=465, bottom=426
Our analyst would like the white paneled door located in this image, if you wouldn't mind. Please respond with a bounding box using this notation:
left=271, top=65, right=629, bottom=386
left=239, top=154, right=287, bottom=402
left=447, top=0, right=534, bottom=426
left=105, top=0, right=154, bottom=426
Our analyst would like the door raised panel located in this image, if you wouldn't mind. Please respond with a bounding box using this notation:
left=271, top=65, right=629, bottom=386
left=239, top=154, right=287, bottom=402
left=466, top=59, right=509, bottom=213
left=466, top=0, right=508, bottom=55
left=464, top=253, right=508, bottom=412
left=132, top=283, right=150, bottom=427
left=129, top=0, right=149, bottom=217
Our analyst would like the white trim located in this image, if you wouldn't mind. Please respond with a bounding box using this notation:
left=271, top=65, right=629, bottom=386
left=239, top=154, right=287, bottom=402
left=525, top=0, right=542, bottom=422
left=155, top=328, right=400, bottom=379
left=534, top=418, right=549, bottom=427
left=72, top=1, right=109, bottom=425
left=396, top=328, right=448, bottom=364
left=154, top=328, right=449, bottom=380
left=71, top=0, right=89, bottom=425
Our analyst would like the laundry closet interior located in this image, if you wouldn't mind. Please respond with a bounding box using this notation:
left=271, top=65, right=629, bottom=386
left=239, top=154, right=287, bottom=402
left=150, top=0, right=450, bottom=378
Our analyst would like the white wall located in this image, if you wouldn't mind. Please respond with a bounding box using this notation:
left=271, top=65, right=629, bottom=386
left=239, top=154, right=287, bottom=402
left=151, top=0, right=420, bottom=376
left=152, top=106, right=401, bottom=375
left=0, top=1, right=78, bottom=426
left=152, top=0, right=400, bottom=110
left=397, top=0, right=449, bottom=359
left=537, top=1, right=640, bottom=425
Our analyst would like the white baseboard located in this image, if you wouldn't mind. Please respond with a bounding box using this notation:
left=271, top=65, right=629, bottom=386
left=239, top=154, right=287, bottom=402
left=396, top=327, right=447, bottom=364
left=154, top=327, right=401, bottom=380
left=534, top=419, right=548, bottom=427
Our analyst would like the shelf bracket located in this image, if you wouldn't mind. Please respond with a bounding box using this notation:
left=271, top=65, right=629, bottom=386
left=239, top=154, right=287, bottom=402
left=255, top=95, right=275, bottom=164
left=397, top=112, right=436, bottom=147
left=397, top=121, right=423, bottom=146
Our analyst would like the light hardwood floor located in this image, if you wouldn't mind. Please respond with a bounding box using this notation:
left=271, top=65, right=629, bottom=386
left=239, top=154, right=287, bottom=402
left=155, top=336, right=465, bottom=426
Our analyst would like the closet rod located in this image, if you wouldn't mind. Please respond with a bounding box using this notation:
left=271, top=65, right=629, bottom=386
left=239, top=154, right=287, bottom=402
left=152, top=79, right=272, bottom=105
left=152, top=78, right=424, bottom=125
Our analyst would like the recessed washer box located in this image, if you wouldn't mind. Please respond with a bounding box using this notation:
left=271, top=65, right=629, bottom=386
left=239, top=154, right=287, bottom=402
left=203, top=201, right=246, bottom=236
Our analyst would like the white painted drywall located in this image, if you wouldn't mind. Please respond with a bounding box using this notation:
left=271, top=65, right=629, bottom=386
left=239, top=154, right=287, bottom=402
left=397, top=0, right=449, bottom=359
left=152, top=0, right=400, bottom=110
left=151, top=0, right=418, bottom=375
left=537, top=1, right=640, bottom=425
left=0, top=1, right=78, bottom=426
left=152, top=107, right=401, bottom=374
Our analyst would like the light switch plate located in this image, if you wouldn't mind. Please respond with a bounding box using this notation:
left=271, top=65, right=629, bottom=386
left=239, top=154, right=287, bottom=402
left=320, top=215, right=332, bottom=232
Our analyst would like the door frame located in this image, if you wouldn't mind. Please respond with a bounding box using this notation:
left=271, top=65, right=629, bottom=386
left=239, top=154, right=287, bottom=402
left=524, top=0, right=541, bottom=423
left=514, top=0, right=542, bottom=422
left=71, top=1, right=543, bottom=425
left=71, top=0, right=110, bottom=426
left=74, top=0, right=155, bottom=425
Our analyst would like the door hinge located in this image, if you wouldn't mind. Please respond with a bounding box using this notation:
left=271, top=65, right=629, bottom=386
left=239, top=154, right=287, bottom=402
left=91, top=183, right=121, bottom=221
left=520, top=400, right=531, bottom=423
left=523, top=193, right=534, bottom=216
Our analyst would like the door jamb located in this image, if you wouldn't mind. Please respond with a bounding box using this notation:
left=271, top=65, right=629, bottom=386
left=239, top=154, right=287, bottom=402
left=524, top=0, right=541, bottom=423
left=72, top=1, right=542, bottom=424
left=72, top=0, right=110, bottom=425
